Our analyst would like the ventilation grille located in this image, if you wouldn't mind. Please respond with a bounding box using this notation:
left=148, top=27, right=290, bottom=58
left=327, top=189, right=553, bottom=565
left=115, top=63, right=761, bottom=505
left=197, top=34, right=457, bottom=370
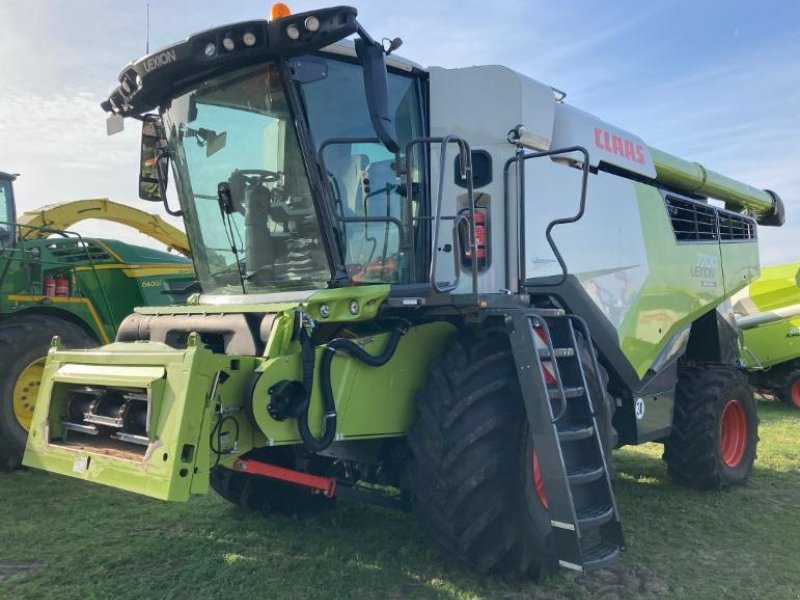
left=718, top=212, right=757, bottom=241
left=49, top=240, right=113, bottom=263
left=665, top=196, right=756, bottom=243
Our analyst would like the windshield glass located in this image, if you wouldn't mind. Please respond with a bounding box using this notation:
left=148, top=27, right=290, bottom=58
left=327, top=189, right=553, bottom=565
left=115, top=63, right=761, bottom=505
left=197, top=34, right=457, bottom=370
left=0, top=179, right=13, bottom=247
left=163, top=63, right=330, bottom=294
left=292, top=56, right=424, bottom=284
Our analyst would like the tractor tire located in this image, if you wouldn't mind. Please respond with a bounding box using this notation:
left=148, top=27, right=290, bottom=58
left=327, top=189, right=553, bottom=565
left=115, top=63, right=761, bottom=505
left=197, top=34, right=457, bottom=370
left=209, top=447, right=334, bottom=515
left=406, top=330, right=612, bottom=579
left=780, top=370, right=800, bottom=410
left=663, top=366, right=758, bottom=489
left=0, top=315, right=97, bottom=471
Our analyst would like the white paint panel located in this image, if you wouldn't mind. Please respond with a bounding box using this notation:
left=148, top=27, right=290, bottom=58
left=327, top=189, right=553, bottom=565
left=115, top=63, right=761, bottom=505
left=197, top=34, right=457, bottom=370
left=550, top=103, right=657, bottom=179
left=523, top=162, right=649, bottom=329
left=429, top=66, right=555, bottom=148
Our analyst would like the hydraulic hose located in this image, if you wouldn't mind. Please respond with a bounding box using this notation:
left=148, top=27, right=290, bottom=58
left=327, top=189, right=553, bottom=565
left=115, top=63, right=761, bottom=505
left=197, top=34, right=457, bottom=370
left=297, top=323, right=407, bottom=452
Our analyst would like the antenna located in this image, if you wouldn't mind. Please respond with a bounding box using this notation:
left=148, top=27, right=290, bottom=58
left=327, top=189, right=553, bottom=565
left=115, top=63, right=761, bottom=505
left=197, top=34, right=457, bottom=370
left=146, top=2, right=150, bottom=53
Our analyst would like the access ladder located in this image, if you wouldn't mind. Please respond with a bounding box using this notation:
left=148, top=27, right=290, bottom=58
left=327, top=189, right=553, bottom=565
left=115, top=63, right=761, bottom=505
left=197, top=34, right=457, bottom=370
left=508, top=309, right=625, bottom=572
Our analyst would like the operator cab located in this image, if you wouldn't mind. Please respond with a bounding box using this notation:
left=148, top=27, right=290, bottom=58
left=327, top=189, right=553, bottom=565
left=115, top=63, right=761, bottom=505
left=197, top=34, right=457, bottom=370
left=106, top=6, right=429, bottom=298
left=0, top=173, right=18, bottom=248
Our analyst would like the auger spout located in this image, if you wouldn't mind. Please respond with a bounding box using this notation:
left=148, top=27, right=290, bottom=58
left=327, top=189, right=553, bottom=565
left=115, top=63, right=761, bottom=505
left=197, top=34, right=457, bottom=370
left=650, top=147, right=785, bottom=226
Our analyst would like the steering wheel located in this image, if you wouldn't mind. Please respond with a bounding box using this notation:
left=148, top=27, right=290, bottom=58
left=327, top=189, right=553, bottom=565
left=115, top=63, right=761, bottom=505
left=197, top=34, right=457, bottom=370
left=232, top=169, right=282, bottom=184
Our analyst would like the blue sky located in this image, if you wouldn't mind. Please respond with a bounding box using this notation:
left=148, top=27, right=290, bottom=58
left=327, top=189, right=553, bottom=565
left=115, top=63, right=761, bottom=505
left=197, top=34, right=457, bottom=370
left=0, top=0, right=797, bottom=263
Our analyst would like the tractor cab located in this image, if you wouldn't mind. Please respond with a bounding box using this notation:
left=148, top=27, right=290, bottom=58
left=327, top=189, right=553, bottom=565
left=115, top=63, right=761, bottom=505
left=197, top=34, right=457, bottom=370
left=0, top=172, right=19, bottom=248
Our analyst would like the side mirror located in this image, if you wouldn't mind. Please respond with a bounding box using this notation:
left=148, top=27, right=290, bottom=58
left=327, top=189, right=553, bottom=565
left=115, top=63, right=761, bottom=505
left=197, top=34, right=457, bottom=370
left=139, top=115, right=169, bottom=202
left=355, top=38, right=400, bottom=154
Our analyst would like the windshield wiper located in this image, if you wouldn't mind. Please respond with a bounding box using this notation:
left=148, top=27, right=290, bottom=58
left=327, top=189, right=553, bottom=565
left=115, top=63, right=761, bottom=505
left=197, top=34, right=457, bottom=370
left=216, top=181, right=247, bottom=293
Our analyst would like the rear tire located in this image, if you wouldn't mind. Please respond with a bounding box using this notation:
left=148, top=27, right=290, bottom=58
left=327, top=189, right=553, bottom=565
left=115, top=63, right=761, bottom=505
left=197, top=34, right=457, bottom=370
left=0, top=315, right=96, bottom=471
left=663, top=366, right=758, bottom=489
left=780, top=370, right=800, bottom=410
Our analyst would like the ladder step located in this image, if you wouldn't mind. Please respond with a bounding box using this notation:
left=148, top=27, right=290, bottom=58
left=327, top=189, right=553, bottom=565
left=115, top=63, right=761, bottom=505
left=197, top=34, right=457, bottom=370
left=531, top=308, right=565, bottom=318
left=581, top=542, right=622, bottom=572
left=577, top=504, right=615, bottom=529
left=557, top=424, right=594, bottom=442
left=511, top=309, right=625, bottom=573
left=566, top=463, right=604, bottom=485
left=538, top=347, right=576, bottom=359
left=548, top=386, right=584, bottom=400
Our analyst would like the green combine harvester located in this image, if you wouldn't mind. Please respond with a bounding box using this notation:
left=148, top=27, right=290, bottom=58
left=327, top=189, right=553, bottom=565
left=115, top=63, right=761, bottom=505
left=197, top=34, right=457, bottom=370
left=23, top=4, right=787, bottom=578
left=0, top=172, right=195, bottom=469
left=735, top=263, right=800, bottom=408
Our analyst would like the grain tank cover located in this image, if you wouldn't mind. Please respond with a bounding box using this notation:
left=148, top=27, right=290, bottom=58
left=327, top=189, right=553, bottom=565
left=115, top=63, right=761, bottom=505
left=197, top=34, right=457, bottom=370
left=428, top=66, right=556, bottom=148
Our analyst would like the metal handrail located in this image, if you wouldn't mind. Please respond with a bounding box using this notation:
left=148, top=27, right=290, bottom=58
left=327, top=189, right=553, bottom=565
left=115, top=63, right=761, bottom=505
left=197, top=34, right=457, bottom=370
left=317, top=137, right=407, bottom=250
left=405, top=135, right=477, bottom=294
left=503, top=146, right=591, bottom=289
left=0, top=222, right=114, bottom=332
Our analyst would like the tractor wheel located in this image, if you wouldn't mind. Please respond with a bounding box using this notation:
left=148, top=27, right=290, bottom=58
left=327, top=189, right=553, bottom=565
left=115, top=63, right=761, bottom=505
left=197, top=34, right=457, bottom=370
left=0, top=315, right=97, bottom=471
left=209, top=447, right=334, bottom=515
left=406, top=330, right=613, bottom=579
left=663, top=366, right=758, bottom=489
left=780, top=370, right=800, bottom=410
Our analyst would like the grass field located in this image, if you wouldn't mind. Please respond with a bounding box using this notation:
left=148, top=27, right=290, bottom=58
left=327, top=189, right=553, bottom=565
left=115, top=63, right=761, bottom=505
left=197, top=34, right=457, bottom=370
left=1, top=401, right=798, bottom=600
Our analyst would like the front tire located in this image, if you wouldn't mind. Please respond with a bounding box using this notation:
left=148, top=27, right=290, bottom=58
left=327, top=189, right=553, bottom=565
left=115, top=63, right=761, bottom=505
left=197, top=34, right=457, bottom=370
left=663, top=366, right=758, bottom=489
left=0, top=315, right=96, bottom=470
left=406, top=330, right=615, bottom=579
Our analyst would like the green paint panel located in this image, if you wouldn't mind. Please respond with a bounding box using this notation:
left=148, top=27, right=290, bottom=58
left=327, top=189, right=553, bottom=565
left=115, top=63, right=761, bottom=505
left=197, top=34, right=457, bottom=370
left=738, top=263, right=800, bottom=371
left=742, top=316, right=800, bottom=369
left=24, top=337, right=258, bottom=501
left=745, top=263, right=800, bottom=312
left=617, top=184, right=757, bottom=378
left=249, top=322, right=456, bottom=444
left=0, top=236, right=194, bottom=342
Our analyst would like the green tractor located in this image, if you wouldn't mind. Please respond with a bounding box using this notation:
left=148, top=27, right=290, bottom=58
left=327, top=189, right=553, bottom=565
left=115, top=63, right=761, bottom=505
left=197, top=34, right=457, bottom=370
left=0, top=172, right=195, bottom=469
left=735, top=263, right=800, bottom=408
left=23, top=6, right=787, bottom=578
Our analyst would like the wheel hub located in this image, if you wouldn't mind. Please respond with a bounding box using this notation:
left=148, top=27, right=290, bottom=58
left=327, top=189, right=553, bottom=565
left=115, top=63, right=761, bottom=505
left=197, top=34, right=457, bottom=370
left=719, top=399, right=747, bottom=468
left=790, top=380, right=800, bottom=409
left=12, top=357, right=46, bottom=432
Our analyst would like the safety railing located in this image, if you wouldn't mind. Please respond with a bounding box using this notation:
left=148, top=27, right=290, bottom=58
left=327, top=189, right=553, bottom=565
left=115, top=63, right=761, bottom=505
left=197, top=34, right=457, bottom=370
left=503, top=145, right=590, bottom=289
left=404, top=135, right=477, bottom=294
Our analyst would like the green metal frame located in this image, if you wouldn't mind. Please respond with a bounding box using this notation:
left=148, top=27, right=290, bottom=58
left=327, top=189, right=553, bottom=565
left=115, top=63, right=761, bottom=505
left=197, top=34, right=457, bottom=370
left=24, top=285, right=457, bottom=501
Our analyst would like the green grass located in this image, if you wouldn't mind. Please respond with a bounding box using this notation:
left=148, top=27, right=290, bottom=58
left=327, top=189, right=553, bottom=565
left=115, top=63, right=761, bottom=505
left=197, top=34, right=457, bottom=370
left=1, top=401, right=799, bottom=600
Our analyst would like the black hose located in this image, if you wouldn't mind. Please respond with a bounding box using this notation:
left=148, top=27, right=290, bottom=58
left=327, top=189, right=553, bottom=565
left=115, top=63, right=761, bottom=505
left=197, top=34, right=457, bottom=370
left=297, top=324, right=407, bottom=452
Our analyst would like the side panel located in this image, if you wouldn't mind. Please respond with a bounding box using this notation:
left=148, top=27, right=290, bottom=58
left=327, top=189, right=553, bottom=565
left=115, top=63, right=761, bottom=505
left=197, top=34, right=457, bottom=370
left=522, top=162, right=744, bottom=379
left=719, top=241, right=760, bottom=299
left=248, top=321, right=456, bottom=444
left=738, top=262, right=800, bottom=313
left=742, top=316, right=800, bottom=369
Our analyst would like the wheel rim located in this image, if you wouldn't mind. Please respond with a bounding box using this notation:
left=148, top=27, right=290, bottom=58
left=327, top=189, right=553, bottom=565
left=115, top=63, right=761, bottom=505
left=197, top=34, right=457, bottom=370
left=790, top=380, right=800, bottom=409
left=531, top=449, right=549, bottom=509
left=12, top=357, right=46, bottom=432
left=719, top=399, right=748, bottom=468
